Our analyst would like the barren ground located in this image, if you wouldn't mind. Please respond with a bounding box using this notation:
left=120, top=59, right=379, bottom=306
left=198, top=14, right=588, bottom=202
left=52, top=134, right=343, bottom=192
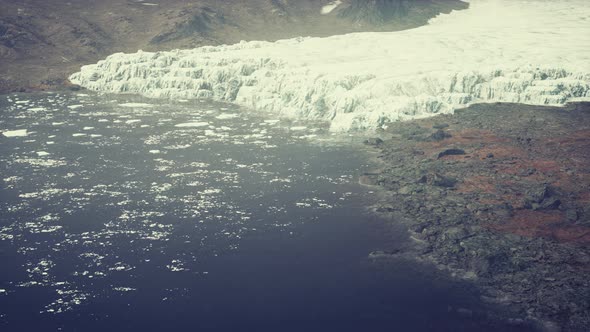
left=364, top=102, right=590, bottom=330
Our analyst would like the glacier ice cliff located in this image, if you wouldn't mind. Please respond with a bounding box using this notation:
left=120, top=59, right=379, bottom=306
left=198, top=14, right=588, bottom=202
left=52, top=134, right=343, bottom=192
left=70, top=0, right=590, bottom=131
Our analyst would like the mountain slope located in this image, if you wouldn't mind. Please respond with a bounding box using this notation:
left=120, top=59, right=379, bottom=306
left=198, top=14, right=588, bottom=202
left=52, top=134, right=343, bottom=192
left=0, top=0, right=467, bottom=93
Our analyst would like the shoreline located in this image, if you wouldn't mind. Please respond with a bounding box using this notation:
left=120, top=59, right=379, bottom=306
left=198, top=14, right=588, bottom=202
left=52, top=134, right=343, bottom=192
left=362, top=102, right=590, bottom=331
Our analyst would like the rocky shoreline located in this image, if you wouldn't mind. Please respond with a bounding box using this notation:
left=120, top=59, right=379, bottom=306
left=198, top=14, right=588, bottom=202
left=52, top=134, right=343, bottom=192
left=363, top=102, right=590, bottom=331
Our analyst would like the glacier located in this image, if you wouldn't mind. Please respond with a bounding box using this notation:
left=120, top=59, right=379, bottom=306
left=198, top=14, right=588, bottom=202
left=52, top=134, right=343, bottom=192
left=70, top=0, right=590, bottom=131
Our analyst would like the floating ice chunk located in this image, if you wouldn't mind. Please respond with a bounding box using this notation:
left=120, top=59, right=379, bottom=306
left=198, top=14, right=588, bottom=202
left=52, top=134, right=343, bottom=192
left=15, top=100, right=30, bottom=104
left=39, top=225, right=63, bottom=233
left=166, top=259, right=187, bottom=272
left=321, top=0, right=342, bottom=14
left=113, top=287, right=137, bottom=292
left=72, top=133, right=86, bottom=137
left=270, top=178, right=292, bottom=183
left=174, top=121, right=209, bottom=128
left=52, top=122, right=65, bottom=126
left=149, top=150, right=161, bottom=154
left=164, top=144, right=191, bottom=150
left=298, top=134, right=318, bottom=139
left=36, top=151, right=50, bottom=156
left=126, top=119, right=141, bottom=124
left=215, top=113, right=239, bottom=120
left=90, top=134, right=103, bottom=138
left=28, top=107, right=46, bottom=112
left=98, top=119, right=109, bottom=122
left=290, top=126, right=307, bottom=131
left=67, top=104, right=83, bottom=110
left=201, top=188, right=222, bottom=195
left=119, top=103, right=154, bottom=108
left=83, top=126, right=94, bottom=130
left=2, top=129, right=28, bottom=137
left=264, top=120, right=280, bottom=124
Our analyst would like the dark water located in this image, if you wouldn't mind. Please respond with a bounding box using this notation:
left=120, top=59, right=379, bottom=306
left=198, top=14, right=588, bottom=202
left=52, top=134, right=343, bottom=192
left=0, top=92, right=525, bottom=331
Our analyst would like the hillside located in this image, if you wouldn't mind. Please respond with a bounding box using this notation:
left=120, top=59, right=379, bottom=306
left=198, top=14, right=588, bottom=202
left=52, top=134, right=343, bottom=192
left=0, top=0, right=467, bottom=93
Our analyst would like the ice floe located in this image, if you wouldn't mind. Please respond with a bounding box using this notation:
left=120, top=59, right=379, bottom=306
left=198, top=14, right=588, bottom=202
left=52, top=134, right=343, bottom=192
left=174, top=121, right=209, bottom=128
left=119, top=103, right=154, bottom=108
left=215, top=113, right=239, bottom=120
left=2, top=129, right=28, bottom=137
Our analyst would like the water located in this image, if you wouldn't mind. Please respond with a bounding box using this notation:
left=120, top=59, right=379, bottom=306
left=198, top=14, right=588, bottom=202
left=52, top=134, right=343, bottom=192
left=0, top=92, right=526, bottom=331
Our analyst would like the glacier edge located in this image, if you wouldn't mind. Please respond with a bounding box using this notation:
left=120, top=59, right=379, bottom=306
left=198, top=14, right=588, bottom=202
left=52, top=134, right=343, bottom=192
left=69, top=0, right=590, bottom=131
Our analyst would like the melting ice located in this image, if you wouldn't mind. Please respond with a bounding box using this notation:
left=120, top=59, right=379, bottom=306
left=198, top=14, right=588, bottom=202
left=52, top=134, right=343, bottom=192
left=70, top=0, right=590, bottom=131
left=0, top=91, right=363, bottom=316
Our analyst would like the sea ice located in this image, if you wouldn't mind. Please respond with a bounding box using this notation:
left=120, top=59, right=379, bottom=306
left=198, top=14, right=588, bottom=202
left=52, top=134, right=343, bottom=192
left=215, top=113, right=239, bottom=120
left=2, top=129, right=28, bottom=137
left=174, top=121, right=209, bottom=128
left=119, top=103, right=154, bottom=108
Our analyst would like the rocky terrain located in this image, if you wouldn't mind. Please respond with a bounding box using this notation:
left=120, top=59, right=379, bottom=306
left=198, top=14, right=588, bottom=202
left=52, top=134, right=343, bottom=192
left=363, top=102, right=590, bottom=331
left=0, top=0, right=467, bottom=93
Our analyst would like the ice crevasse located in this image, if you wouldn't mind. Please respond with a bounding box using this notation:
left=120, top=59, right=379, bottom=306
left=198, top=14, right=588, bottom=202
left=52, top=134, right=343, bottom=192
left=70, top=0, right=590, bottom=131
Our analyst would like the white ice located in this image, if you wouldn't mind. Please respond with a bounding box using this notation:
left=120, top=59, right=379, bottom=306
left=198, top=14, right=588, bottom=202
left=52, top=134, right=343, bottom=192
left=118, top=103, right=154, bottom=108
left=70, top=0, right=590, bottom=131
left=215, top=113, right=239, bottom=120
left=2, top=129, right=28, bottom=137
left=174, top=121, right=209, bottom=128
